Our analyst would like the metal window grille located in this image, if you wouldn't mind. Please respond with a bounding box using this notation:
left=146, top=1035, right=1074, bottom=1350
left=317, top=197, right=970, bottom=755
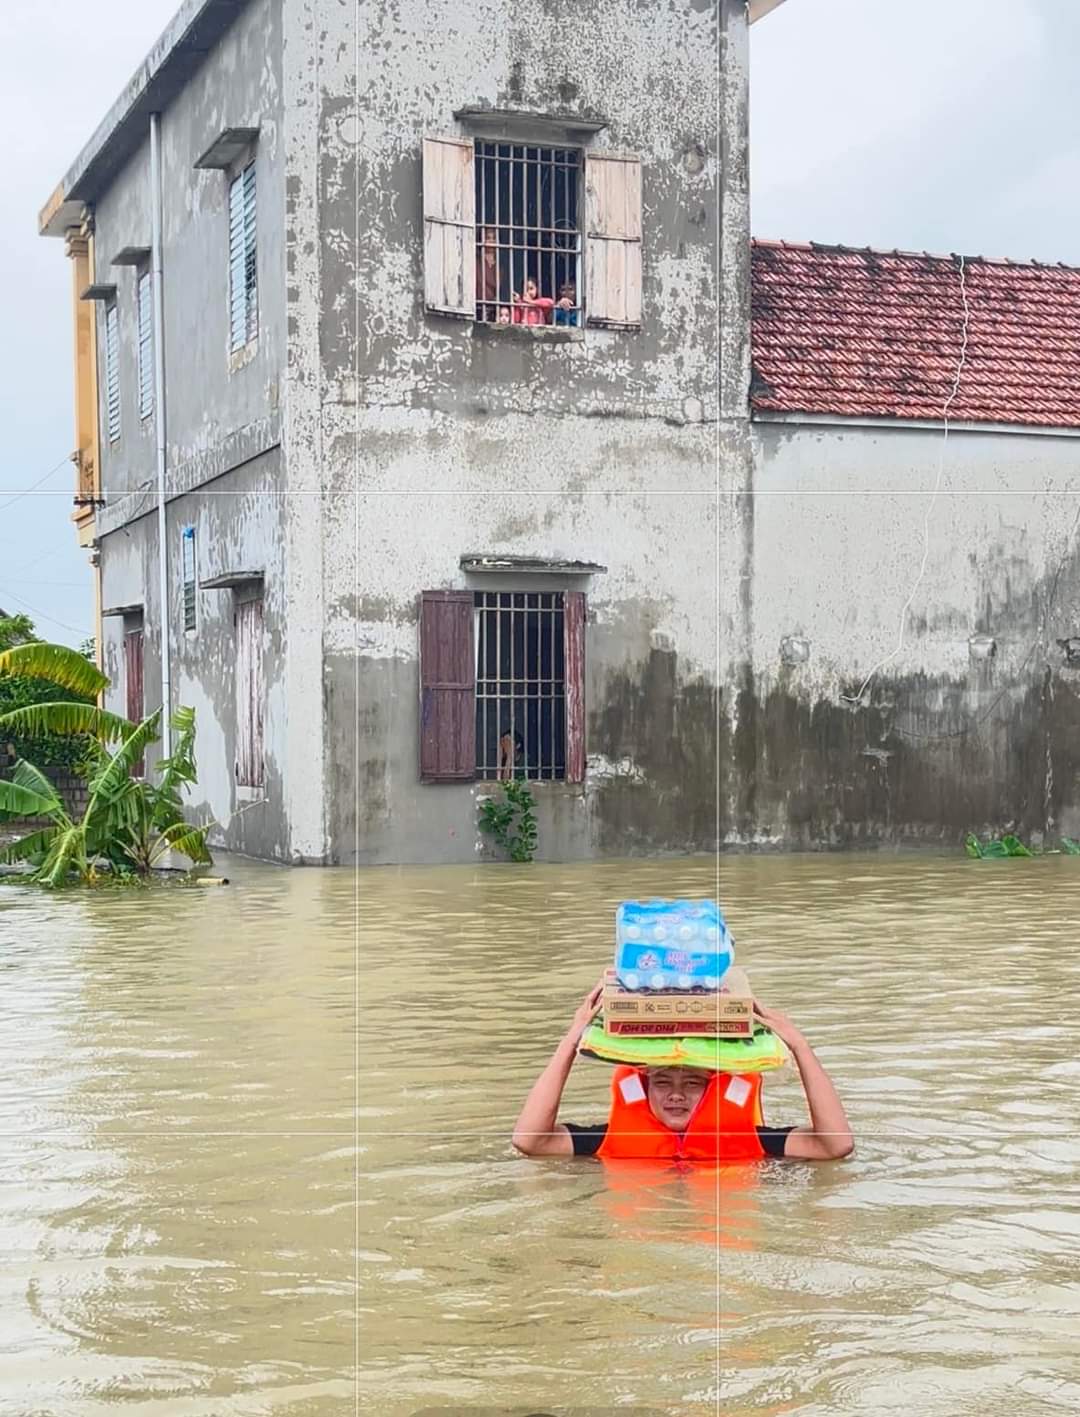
left=473, top=142, right=582, bottom=327
left=137, top=270, right=153, bottom=419
left=182, top=527, right=197, bottom=632
left=229, top=161, right=258, bottom=351
left=475, top=591, right=566, bottom=780
left=105, top=303, right=120, bottom=443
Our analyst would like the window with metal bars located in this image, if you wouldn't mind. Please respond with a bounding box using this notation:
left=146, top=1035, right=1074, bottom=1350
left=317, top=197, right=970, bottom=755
left=473, top=142, right=581, bottom=327
left=228, top=160, right=258, bottom=352
left=181, top=527, right=197, bottom=633
left=137, top=269, right=153, bottom=419
left=104, top=302, right=120, bottom=443
left=475, top=591, right=566, bottom=780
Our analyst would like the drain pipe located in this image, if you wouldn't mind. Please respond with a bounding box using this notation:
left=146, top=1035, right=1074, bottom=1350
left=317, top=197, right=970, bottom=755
left=149, top=112, right=171, bottom=756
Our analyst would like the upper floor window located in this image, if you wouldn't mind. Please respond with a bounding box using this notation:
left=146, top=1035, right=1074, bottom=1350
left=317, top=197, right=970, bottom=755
left=229, top=160, right=258, bottom=351
left=137, top=268, right=153, bottom=419
left=104, top=302, right=121, bottom=444
left=422, top=135, right=642, bottom=331
left=473, top=144, right=581, bottom=327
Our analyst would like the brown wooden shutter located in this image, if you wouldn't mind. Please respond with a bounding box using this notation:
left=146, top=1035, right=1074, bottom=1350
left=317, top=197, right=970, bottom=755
left=235, top=596, right=265, bottom=788
left=124, top=629, right=144, bottom=724
left=124, top=627, right=145, bottom=776
left=423, top=136, right=476, bottom=318
left=419, top=590, right=476, bottom=782
left=585, top=152, right=643, bottom=328
left=564, top=591, right=586, bottom=783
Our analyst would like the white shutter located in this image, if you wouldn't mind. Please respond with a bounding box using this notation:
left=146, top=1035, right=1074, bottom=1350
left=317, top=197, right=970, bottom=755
left=105, top=304, right=121, bottom=443
left=585, top=152, right=643, bottom=329
left=229, top=161, right=257, bottom=350
left=242, top=162, right=258, bottom=344
left=137, top=271, right=153, bottom=418
left=423, top=136, right=476, bottom=318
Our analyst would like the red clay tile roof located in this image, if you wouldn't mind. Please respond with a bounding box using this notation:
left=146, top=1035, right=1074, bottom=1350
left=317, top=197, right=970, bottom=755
left=750, top=239, right=1080, bottom=429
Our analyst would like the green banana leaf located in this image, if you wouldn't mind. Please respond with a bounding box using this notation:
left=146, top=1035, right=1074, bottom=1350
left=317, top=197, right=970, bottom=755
left=0, top=642, right=107, bottom=698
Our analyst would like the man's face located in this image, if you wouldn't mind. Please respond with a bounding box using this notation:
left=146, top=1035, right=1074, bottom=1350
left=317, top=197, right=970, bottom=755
left=645, top=1067, right=711, bottom=1132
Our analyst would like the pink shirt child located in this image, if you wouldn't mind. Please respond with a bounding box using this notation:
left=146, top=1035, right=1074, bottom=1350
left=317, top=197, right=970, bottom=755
left=512, top=280, right=554, bottom=326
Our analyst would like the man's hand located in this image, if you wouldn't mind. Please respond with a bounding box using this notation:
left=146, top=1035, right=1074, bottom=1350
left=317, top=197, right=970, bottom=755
left=570, top=979, right=606, bottom=1038
left=754, top=1001, right=853, bottom=1160
left=512, top=977, right=605, bottom=1158
left=753, top=1001, right=808, bottom=1053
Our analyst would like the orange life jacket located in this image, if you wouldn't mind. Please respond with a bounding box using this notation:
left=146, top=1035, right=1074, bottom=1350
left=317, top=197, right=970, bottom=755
left=596, top=1065, right=766, bottom=1163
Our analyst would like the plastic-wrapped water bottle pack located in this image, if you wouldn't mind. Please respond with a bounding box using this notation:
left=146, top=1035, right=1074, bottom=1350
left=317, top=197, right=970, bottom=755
left=614, top=899, right=733, bottom=991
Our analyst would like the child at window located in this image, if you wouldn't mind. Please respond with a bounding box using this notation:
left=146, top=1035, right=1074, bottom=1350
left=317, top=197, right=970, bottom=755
left=496, top=306, right=512, bottom=325
left=476, top=227, right=502, bottom=322
left=553, top=281, right=579, bottom=327
left=498, top=728, right=524, bottom=779
left=512, top=277, right=554, bottom=326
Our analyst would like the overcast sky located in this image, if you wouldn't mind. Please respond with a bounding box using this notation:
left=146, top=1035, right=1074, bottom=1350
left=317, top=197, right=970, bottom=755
left=2, top=0, right=1078, bottom=645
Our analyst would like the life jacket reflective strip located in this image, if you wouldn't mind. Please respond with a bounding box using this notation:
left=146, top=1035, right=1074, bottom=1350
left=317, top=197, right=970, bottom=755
left=595, top=1066, right=766, bottom=1163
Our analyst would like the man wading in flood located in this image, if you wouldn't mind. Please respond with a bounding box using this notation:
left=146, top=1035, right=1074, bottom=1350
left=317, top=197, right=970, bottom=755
left=511, top=982, right=853, bottom=1162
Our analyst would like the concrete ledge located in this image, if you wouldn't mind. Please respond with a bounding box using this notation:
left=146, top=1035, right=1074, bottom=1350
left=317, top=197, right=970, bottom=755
left=471, top=323, right=584, bottom=346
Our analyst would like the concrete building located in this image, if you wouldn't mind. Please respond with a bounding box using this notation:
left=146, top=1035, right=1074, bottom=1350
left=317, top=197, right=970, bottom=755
left=40, top=0, right=765, bottom=865
left=731, top=240, right=1080, bottom=849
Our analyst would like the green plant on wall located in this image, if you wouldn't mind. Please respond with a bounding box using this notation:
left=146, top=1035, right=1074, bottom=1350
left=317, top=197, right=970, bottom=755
left=964, top=832, right=1080, bottom=859
left=478, top=780, right=538, bottom=863
left=964, top=833, right=1034, bottom=859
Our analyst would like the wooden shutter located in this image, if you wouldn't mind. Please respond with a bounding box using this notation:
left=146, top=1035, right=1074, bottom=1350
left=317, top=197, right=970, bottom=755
left=104, top=303, right=121, bottom=442
left=235, top=596, right=265, bottom=788
left=564, top=591, right=586, bottom=783
left=124, top=627, right=144, bottom=776
left=423, top=136, right=476, bottom=318
left=229, top=161, right=258, bottom=351
left=419, top=590, right=475, bottom=782
left=585, top=152, right=643, bottom=328
left=137, top=271, right=153, bottom=419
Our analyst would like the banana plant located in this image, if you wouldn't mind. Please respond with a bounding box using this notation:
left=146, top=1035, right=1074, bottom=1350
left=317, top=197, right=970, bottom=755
left=1, top=642, right=211, bottom=885
left=0, top=759, right=73, bottom=874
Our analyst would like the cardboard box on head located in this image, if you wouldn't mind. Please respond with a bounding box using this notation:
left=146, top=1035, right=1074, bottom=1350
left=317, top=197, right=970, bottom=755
left=601, top=966, right=754, bottom=1038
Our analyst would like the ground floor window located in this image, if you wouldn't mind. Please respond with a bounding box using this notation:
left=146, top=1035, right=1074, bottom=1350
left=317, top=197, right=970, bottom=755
left=475, top=591, right=565, bottom=780
left=419, top=588, right=586, bottom=784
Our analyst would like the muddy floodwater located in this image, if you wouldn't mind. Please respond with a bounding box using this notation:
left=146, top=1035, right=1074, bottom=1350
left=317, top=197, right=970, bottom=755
left=2, top=852, right=1079, bottom=1415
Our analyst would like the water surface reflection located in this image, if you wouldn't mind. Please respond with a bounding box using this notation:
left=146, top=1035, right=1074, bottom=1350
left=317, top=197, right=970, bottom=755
left=2, top=853, right=1078, bottom=1414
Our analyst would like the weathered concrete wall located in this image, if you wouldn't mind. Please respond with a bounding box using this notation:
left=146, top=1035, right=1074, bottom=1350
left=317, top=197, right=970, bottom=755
left=93, top=0, right=285, bottom=530
left=731, top=418, right=1080, bottom=850
left=307, top=0, right=742, bottom=864
left=90, top=0, right=291, bottom=858
left=99, top=452, right=288, bottom=860
left=322, top=490, right=720, bottom=864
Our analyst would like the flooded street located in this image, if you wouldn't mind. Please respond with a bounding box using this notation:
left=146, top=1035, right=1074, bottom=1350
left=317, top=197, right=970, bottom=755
left=2, top=852, right=1080, bottom=1415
